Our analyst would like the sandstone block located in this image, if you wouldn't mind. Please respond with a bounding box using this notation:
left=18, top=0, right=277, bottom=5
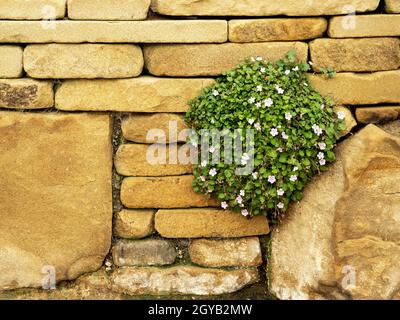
left=385, top=0, right=400, bottom=12
left=68, top=0, right=150, bottom=20
left=114, top=209, right=155, bottom=239
left=111, top=266, right=259, bottom=295
left=0, top=112, right=112, bottom=290
left=144, top=42, right=308, bottom=76
left=24, top=44, right=143, bottom=79
left=229, top=18, right=327, bottom=42
left=55, top=77, right=213, bottom=112
left=356, top=106, right=400, bottom=124
left=155, top=209, right=270, bottom=238
left=0, top=46, right=23, bottom=78
left=189, top=238, right=263, bottom=267
left=0, top=78, right=54, bottom=109
left=0, top=0, right=66, bottom=19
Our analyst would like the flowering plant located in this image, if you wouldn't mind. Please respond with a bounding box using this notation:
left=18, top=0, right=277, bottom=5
left=185, top=52, right=345, bottom=221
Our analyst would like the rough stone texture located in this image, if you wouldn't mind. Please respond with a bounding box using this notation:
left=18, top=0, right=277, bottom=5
left=309, top=71, right=400, bottom=105
left=386, top=0, right=400, bottom=12
left=24, top=44, right=143, bottom=79
left=111, top=266, right=259, bottom=295
left=155, top=209, right=270, bottom=238
left=0, top=112, right=112, bottom=290
left=0, top=20, right=227, bottom=43
left=55, top=77, right=214, bottom=112
left=0, top=0, right=66, bottom=19
left=151, top=0, right=379, bottom=16
left=115, top=144, right=193, bottom=177
left=229, top=18, right=327, bottom=42
left=0, top=46, right=23, bottom=78
left=329, top=15, right=400, bottom=38
left=112, top=239, right=176, bottom=266
left=114, top=209, right=155, bottom=239
left=310, top=38, right=400, bottom=72
left=144, top=42, right=308, bottom=76
left=269, top=124, right=400, bottom=300
left=189, top=238, right=263, bottom=267
left=0, top=78, right=54, bottom=109
left=121, top=176, right=217, bottom=209
left=68, top=0, right=150, bottom=20
left=335, top=106, right=357, bottom=136
left=122, top=113, right=188, bottom=143
left=356, top=106, right=400, bottom=124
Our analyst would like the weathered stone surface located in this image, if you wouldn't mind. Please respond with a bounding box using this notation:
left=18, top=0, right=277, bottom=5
left=309, top=71, right=400, bottom=105
left=335, top=106, right=357, bottom=137
left=155, top=209, right=270, bottom=238
left=111, top=266, right=259, bottom=295
left=189, top=238, right=262, bottom=267
left=386, top=0, right=400, bottom=12
left=112, top=239, right=176, bottom=267
left=269, top=124, right=400, bottom=300
left=356, top=106, right=400, bottom=124
left=151, top=0, right=379, bottom=16
left=229, top=18, right=327, bottom=42
left=121, top=176, right=216, bottom=209
left=122, top=113, right=188, bottom=143
left=0, top=20, right=227, bottom=43
left=115, top=144, right=193, bottom=177
left=144, top=42, right=308, bottom=76
left=0, top=79, right=54, bottom=109
left=329, top=15, right=400, bottom=37
left=114, top=209, right=155, bottom=239
left=68, top=0, right=150, bottom=20
left=0, top=0, right=66, bottom=19
left=0, top=46, right=23, bottom=78
left=0, top=112, right=112, bottom=290
left=310, top=38, right=400, bottom=72
left=55, top=77, right=213, bottom=112
left=24, top=44, right=143, bottom=79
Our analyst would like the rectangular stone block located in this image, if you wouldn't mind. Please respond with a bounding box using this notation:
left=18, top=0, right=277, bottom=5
left=0, top=20, right=227, bottom=43
left=114, top=209, right=155, bottom=239
left=310, top=38, right=400, bottom=72
left=144, top=42, right=308, bottom=76
left=122, top=113, right=188, bottom=143
left=68, top=0, right=150, bottom=20
left=0, top=0, right=66, bottom=19
left=229, top=18, right=327, bottom=42
left=115, top=144, right=193, bottom=176
left=0, top=79, right=54, bottom=109
left=24, top=44, right=143, bottom=79
left=385, top=0, right=400, bottom=12
left=0, top=46, right=23, bottom=78
left=329, top=15, right=400, bottom=37
left=355, top=106, right=400, bottom=124
left=151, top=0, right=379, bottom=16
left=55, top=77, right=213, bottom=112
left=309, top=71, right=400, bottom=105
left=155, top=209, right=270, bottom=238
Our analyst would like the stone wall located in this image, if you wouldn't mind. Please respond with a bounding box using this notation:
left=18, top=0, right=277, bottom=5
left=0, top=0, right=399, bottom=299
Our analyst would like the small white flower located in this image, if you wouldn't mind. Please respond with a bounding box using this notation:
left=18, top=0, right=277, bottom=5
left=292, top=66, right=299, bottom=71
left=248, top=118, right=255, bottom=125
left=277, top=125, right=282, bottom=129
left=270, top=128, right=279, bottom=137
left=293, top=166, right=299, bottom=172
left=260, top=67, right=266, bottom=73
left=309, top=61, right=313, bottom=66
left=254, top=123, right=262, bottom=131
left=209, top=146, right=216, bottom=153
left=317, top=152, right=325, bottom=160
left=282, top=132, right=289, bottom=140
left=337, top=111, right=346, bottom=120
left=200, top=176, right=206, bottom=182
left=201, top=160, right=207, bottom=167
left=212, top=90, right=219, bottom=96
left=318, top=142, right=326, bottom=150
left=249, top=97, right=256, bottom=104
left=285, top=70, right=291, bottom=75
left=268, top=175, right=276, bottom=184
left=290, top=175, right=298, bottom=182
left=211, top=119, right=215, bottom=124
left=241, top=209, right=249, bottom=217
left=256, top=56, right=263, bottom=61
left=236, top=195, right=243, bottom=204
left=285, top=112, right=292, bottom=121
left=277, top=188, right=285, bottom=196
left=312, top=124, right=323, bottom=136
left=221, top=201, right=228, bottom=209
left=256, top=85, right=263, bottom=92
left=320, top=103, right=325, bottom=110
left=277, top=202, right=285, bottom=209
left=252, top=172, right=258, bottom=179
left=275, top=85, right=284, bottom=94
left=277, top=147, right=283, bottom=153
left=240, top=190, right=245, bottom=197
left=264, top=98, right=274, bottom=107
left=319, top=159, right=326, bottom=166
left=255, top=102, right=261, bottom=108
left=209, top=168, right=217, bottom=177
left=304, top=82, right=308, bottom=87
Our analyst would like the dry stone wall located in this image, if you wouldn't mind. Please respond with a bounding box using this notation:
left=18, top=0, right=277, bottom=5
left=0, top=0, right=399, bottom=299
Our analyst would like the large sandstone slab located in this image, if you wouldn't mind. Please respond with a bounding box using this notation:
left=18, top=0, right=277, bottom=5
left=0, top=0, right=66, bottom=19
left=269, top=124, right=400, bottom=300
left=151, top=0, right=379, bottom=16
left=120, top=176, right=217, bottom=209
left=55, top=77, right=213, bottom=112
left=144, top=42, right=308, bottom=76
left=310, top=38, right=400, bottom=72
left=0, top=112, right=112, bottom=290
left=356, top=106, right=400, bottom=124
left=0, top=20, right=227, bottom=43
left=68, top=0, right=150, bottom=20
left=24, top=44, right=143, bottom=79
left=0, top=78, right=54, bottom=109
left=111, top=266, right=259, bottom=295
left=229, top=18, right=327, bottom=42
left=189, top=238, right=263, bottom=267
left=0, top=46, right=23, bottom=78
left=329, top=15, right=400, bottom=37
left=309, top=71, right=400, bottom=105
left=155, top=209, right=270, bottom=238
left=115, top=144, right=193, bottom=177
left=386, top=0, right=400, bottom=12
left=114, top=209, right=155, bottom=239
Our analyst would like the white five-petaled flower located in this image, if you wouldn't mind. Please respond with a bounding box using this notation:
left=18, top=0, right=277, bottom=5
left=319, top=159, right=326, bottom=166
left=337, top=111, right=346, bottom=120
left=270, top=128, right=279, bottom=137
left=255, top=102, right=261, bottom=108
left=312, top=124, right=323, bottom=136
left=248, top=118, right=255, bottom=125
left=254, top=123, right=262, bottom=131
left=277, top=202, right=285, bottom=209
left=290, top=175, right=298, bottom=182
left=241, top=209, right=249, bottom=217
left=209, top=146, right=216, bottom=153
left=293, top=166, right=299, bottom=172
left=285, top=70, right=291, bottom=75
left=256, top=56, right=263, bottom=61
left=209, top=168, right=217, bottom=177
left=282, top=132, right=289, bottom=140
left=236, top=195, right=243, bottom=204
left=317, top=152, right=325, bottom=160
left=277, top=188, right=285, bottom=196
left=292, top=66, right=299, bottom=72
left=221, top=201, right=228, bottom=209
left=240, top=190, right=245, bottom=197
left=260, top=67, right=266, bottom=73
left=212, top=90, right=219, bottom=96
left=277, top=147, right=283, bottom=153
left=285, top=112, right=292, bottom=121
left=268, top=175, right=276, bottom=184
left=318, top=142, right=326, bottom=150
left=264, top=98, right=273, bottom=107
left=201, top=160, right=207, bottom=167
left=275, top=85, right=284, bottom=94
left=252, top=172, right=258, bottom=179
left=200, top=176, right=206, bottom=182
left=249, top=97, right=256, bottom=104
left=256, top=85, right=263, bottom=92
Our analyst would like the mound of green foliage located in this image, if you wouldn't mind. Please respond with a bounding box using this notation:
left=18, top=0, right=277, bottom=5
left=185, top=52, right=345, bottom=221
